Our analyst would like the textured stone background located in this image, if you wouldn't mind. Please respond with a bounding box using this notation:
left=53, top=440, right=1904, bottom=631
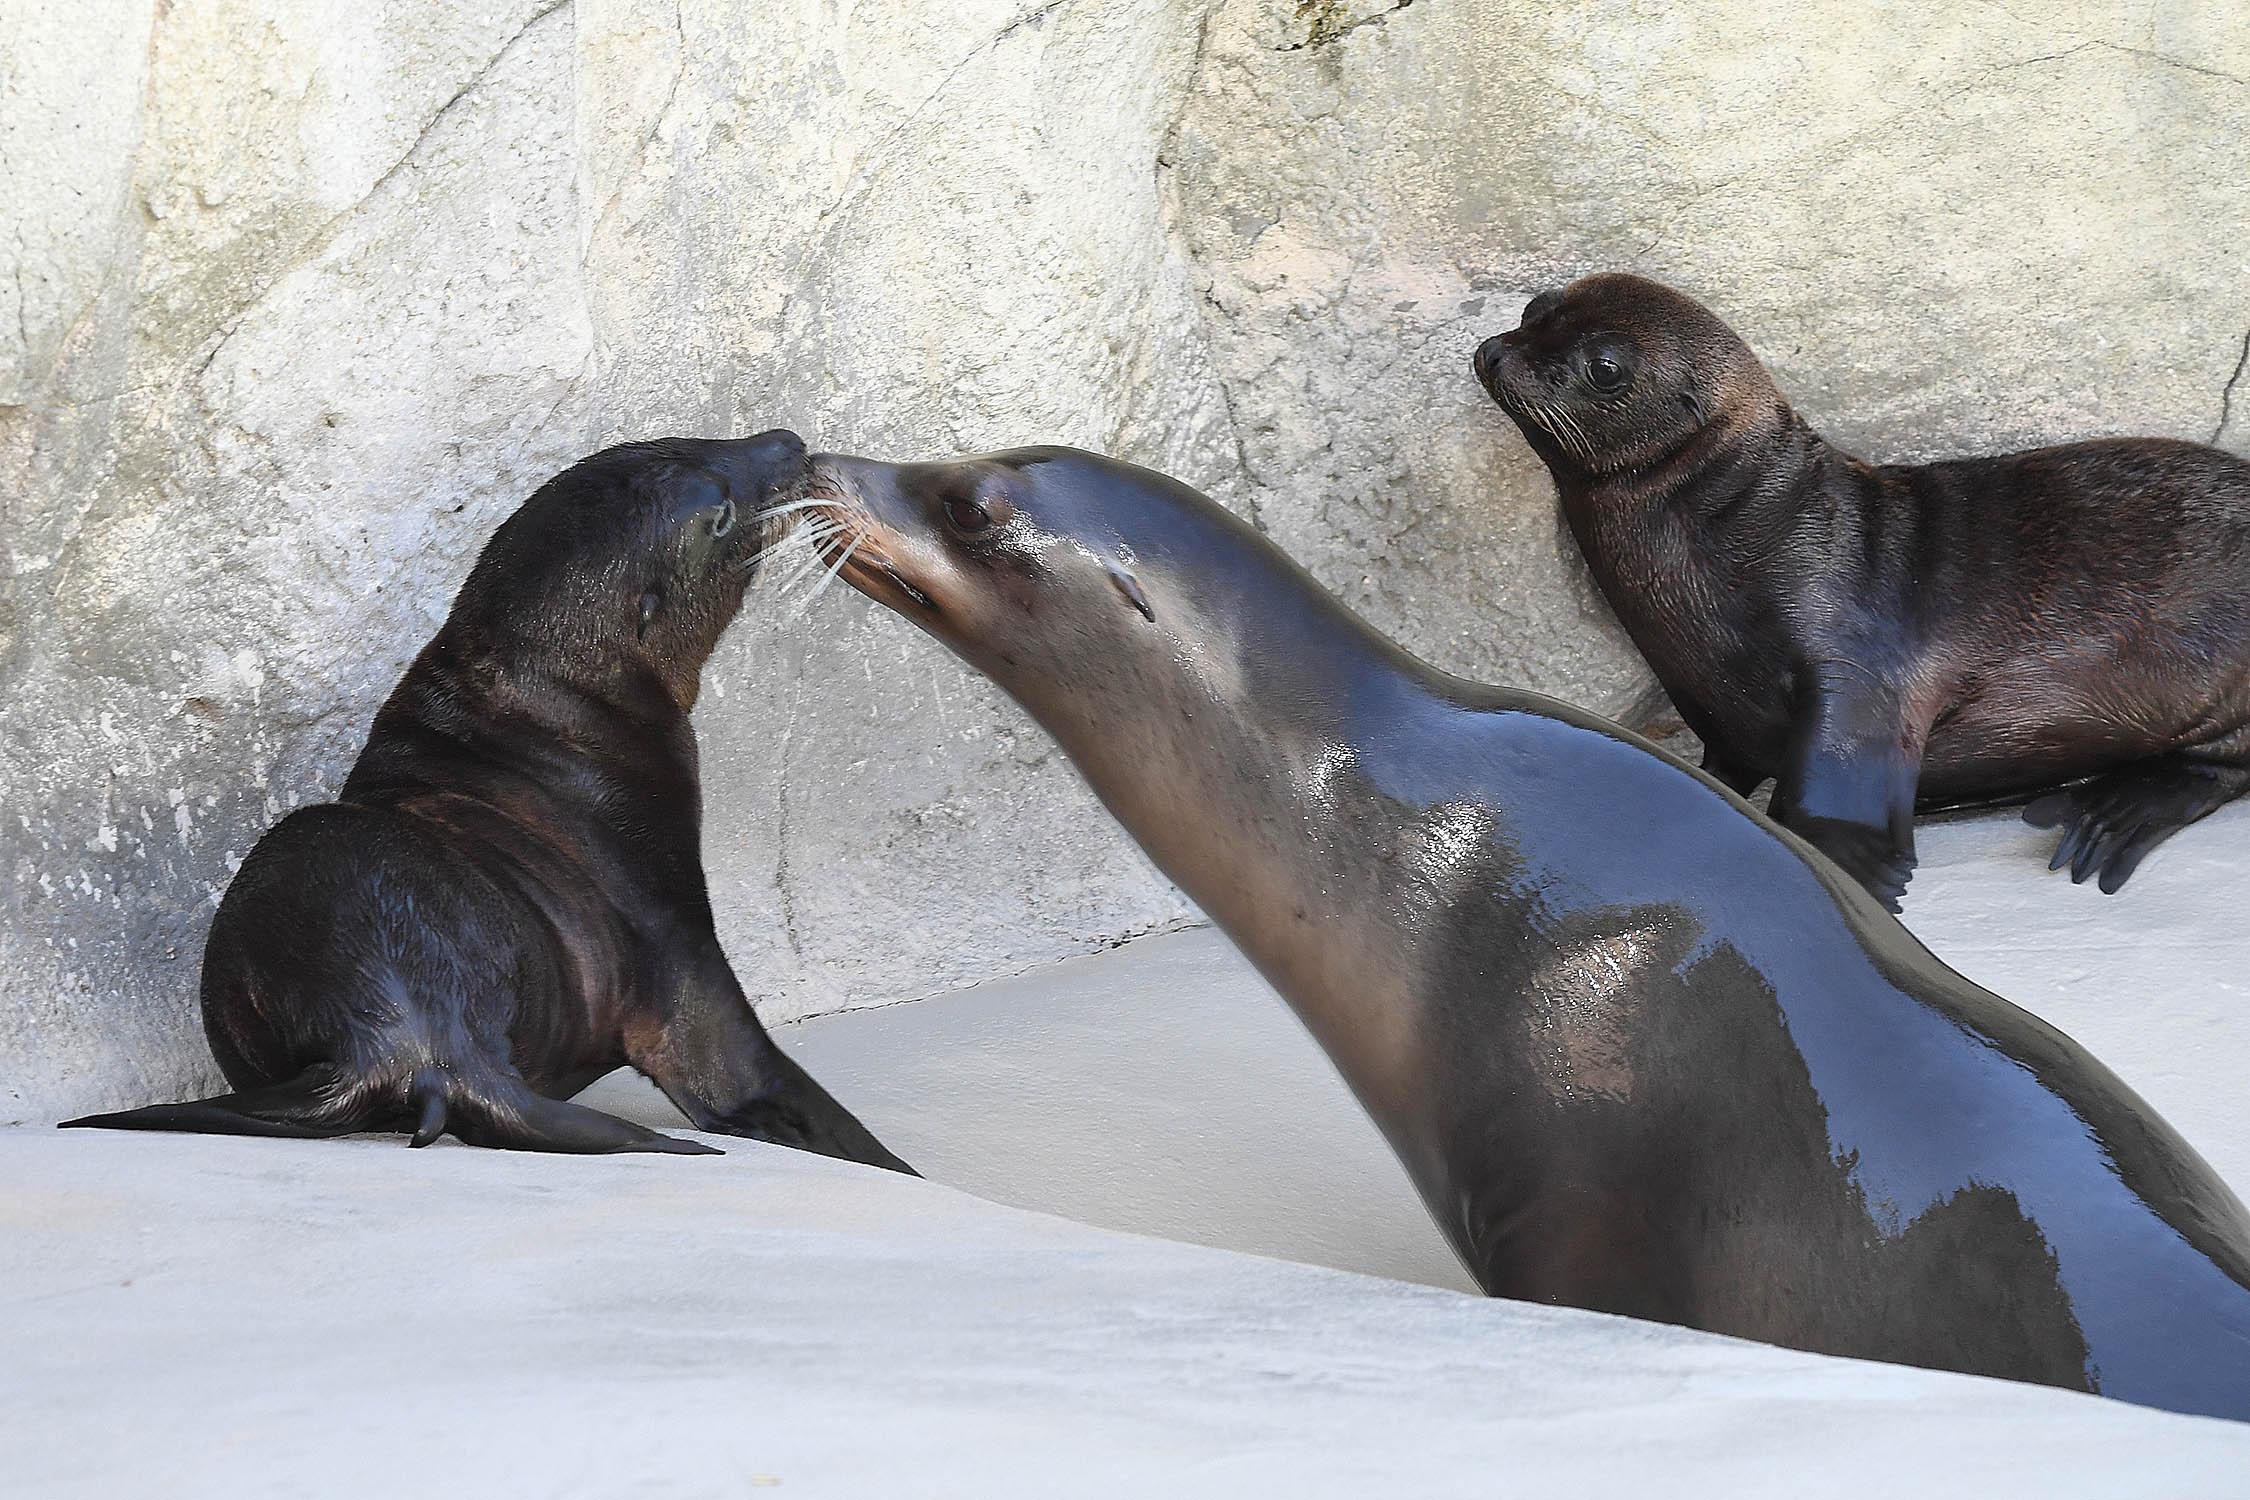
left=5, top=0, right=2247, bottom=1120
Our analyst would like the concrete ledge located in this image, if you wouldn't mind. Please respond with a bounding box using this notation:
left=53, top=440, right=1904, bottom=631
left=4, top=1125, right=2247, bottom=1497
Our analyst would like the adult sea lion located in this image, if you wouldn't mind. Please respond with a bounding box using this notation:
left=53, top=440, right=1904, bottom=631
left=65, top=433, right=910, bottom=1171
left=792, top=442, right=2250, bottom=1418
left=1473, top=272, right=2250, bottom=907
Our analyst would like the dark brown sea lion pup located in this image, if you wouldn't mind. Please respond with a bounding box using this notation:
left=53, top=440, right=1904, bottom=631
left=794, top=443, right=2250, bottom=1419
left=64, top=433, right=910, bottom=1171
left=1472, top=273, right=2250, bottom=907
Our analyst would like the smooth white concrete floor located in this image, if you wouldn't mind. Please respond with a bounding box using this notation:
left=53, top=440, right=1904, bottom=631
left=6, top=1126, right=2249, bottom=1498
left=7, top=803, right=2247, bottom=1493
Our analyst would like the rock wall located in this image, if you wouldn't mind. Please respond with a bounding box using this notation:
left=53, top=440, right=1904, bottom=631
left=6, top=0, right=2246, bottom=1119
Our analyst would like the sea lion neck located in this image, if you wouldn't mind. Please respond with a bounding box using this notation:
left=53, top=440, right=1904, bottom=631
left=1560, top=396, right=1825, bottom=573
left=339, top=627, right=705, bottom=844
left=987, top=511, right=1476, bottom=1131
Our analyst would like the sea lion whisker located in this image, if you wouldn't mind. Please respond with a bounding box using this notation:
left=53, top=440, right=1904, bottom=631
left=1523, top=398, right=1573, bottom=451
left=744, top=521, right=840, bottom=570
left=788, top=535, right=865, bottom=620
left=1524, top=400, right=1575, bottom=456
left=744, top=528, right=838, bottom=586
left=774, top=518, right=866, bottom=606
left=1548, top=403, right=1599, bottom=464
left=760, top=497, right=849, bottom=521
left=771, top=540, right=839, bottom=599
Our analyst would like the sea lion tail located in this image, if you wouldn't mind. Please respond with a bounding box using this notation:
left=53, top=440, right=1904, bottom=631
left=445, top=1067, right=721, bottom=1157
left=407, top=1067, right=448, bottom=1148
left=57, top=1068, right=367, bottom=1140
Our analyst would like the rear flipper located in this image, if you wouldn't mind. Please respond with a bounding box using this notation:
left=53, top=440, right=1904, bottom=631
left=2024, top=756, right=2250, bottom=893
left=60, top=1071, right=351, bottom=1139
left=63, top=1063, right=718, bottom=1157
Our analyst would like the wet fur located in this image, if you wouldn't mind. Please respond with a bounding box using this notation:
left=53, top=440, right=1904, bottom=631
left=808, top=443, right=2250, bottom=1420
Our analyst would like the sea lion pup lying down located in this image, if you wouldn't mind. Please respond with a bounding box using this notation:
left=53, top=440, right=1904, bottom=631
left=792, top=444, right=2250, bottom=1418
left=1474, top=273, right=2250, bottom=907
left=67, top=433, right=910, bottom=1170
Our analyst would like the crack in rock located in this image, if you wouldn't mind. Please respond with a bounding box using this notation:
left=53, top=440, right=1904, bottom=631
left=807, top=0, right=1073, bottom=239
left=2213, top=326, right=2250, bottom=446
left=588, top=0, right=686, bottom=245
left=1981, top=35, right=2248, bottom=88
left=191, top=0, right=574, bottom=387
left=1274, top=0, right=1416, bottom=52
left=771, top=673, right=807, bottom=959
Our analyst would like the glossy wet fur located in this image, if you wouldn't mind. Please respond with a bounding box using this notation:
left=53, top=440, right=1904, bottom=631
left=1474, top=273, right=2250, bottom=905
left=806, top=444, right=2250, bottom=1419
left=67, top=434, right=910, bottom=1172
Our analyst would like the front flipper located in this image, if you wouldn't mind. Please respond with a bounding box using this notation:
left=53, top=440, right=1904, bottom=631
left=632, top=950, right=916, bottom=1175
left=1773, top=662, right=1926, bottom=912
left=1699, top=747, right=1767, bottom=799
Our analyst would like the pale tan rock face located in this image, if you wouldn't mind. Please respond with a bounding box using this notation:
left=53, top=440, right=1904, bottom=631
left=4, top=0, right=2246, bottom=1118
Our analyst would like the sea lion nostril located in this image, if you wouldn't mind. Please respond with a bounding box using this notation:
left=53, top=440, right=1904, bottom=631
left=1473, top=335, right=1508, bottom=383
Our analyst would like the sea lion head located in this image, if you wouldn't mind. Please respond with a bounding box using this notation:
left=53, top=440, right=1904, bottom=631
left=790, top=446, right=1304, bottom=722
left=450, top=429, right=808, bottom=698
left=1472, top=273, right=1776, bottom=479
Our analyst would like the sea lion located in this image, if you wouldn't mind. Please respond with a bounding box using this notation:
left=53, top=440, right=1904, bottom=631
left=65, top=433, right=910, bottom=1171
left=791, top=442, right=2250, bottom=1418
left=1472, top=272, right=2250, bottom=907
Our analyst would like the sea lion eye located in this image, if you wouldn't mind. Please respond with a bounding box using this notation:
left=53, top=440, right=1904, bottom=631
left=1586, top=355, right=1627, bottom=392
left=710, top=499, right=737, bottom=538
left=944, top=494, right=1014, bottom=536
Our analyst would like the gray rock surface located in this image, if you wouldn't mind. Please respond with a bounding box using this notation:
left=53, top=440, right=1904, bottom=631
left=6, top=1, right=2248, bottom=1117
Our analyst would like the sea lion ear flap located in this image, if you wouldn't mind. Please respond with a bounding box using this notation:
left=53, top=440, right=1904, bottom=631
left=638, top=589, right=663, bottom=637
left=1104, top=558, right=1155, bottom=623
left=668, top=467, right=730, bottom=523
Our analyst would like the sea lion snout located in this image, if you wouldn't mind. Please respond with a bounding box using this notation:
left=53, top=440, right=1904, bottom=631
left=797, top=453, right=949, bottom=618
left=717, top=427, right=810, bottom=503
left=1472, top=334, right=1509, bottom=394
left=1473, top=289, right=1564, bottom=394
left=1473, top=333, right=1541, bottom=417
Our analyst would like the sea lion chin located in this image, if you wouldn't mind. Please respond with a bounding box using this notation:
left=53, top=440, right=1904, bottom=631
left=1475, top=272, right=2250, bottom=907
